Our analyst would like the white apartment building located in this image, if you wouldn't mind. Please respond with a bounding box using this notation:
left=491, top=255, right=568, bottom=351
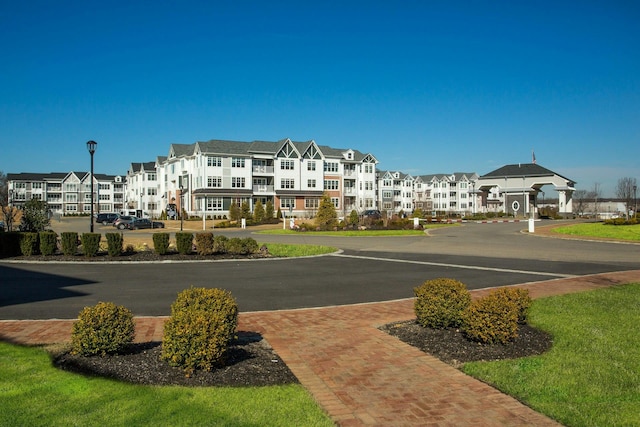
left=7, top=172, right=125, bottom=216
left=377, top=171, right=415, bottom=214
left=140, top=138, right=379, bottom=219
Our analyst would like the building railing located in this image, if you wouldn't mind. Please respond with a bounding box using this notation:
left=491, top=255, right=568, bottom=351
left=253, top=166, right=274, bottom=174
left=253, top=185, right=274, bottom=193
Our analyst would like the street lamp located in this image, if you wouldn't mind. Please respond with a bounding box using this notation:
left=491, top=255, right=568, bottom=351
left=179, top=184, right=184, bottom=231
left=86, top=140, right=97, bottom=232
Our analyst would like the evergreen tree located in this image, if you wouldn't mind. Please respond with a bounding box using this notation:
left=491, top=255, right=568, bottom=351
left=241, top=200, right=251, bottom=219
left=253, top=200, right=265, bottom=223
left=229, top=201, right=240, bottom=223
left=315, top=193, right=338, bottom=230
left=348, top=209, right=359, bottom=225
left=265, top=200, right=275, bottom=220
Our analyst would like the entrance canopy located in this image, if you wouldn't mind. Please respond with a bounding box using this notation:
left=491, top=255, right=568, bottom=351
left=474, top=163, right=576, bottom=216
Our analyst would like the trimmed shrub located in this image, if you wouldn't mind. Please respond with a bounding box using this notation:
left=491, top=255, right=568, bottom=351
left=39, top=231, right=58, bottom=256
left=71, top=302, right=135, bottom=356
left=105, top=233, right=123, bottom=257
left=175, top=232, right=193, bottom=255
left=241, top=237, right=259, bottom=254
left=226, top=237, right=244, bottom=255
left=195, top=232, right=214, bottom=255
left=462, top=289, right=520, bottom=344
left=162, top=287, right=238, bottom=376
left=19, top=232, right=40, bottom=256
left=213, top=235, right=228, bottom=254
left=414, top=278, right=471, bottom=328
left=61, top=232, right=79, bottom=256
left=153, top=233, right=170, bottom=255
left=491, top=287, right=532, bottom=324
left=81, top=233, right=101, bottom=257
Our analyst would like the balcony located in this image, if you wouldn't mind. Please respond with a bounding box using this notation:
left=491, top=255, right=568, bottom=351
left=253, top=166, right=274, bottom=174
left=253, top=185, right=274, bottom=193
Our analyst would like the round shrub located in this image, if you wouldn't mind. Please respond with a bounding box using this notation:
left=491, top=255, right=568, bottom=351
left=162, top=287, right=238, bottom=376
left=195, top=232, right=214, bottom=255
left=213, top=235, right=228, bottom=253
left=462, top=290, right=519, bottom=344
left=491, top=287, right=532, bottom=324
left=71, top=302, right=135, bottom=356
left=414, top=278, right=471, bottom=328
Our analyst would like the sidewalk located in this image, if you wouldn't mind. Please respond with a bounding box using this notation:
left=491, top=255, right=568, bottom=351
left=2, top=270, right=639, bottom=426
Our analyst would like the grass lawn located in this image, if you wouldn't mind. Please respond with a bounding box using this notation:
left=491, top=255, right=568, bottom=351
left=0, top=342, right=334, bottom=427
left=552, top=222, right=640, bottom=241
left=260, top=242, right=338, bottom=257
left=258, top=224, right=456, bottom=237
left=463, top=283, right=640, bottom=427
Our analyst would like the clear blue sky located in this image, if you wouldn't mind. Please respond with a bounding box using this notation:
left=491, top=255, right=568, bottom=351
left=1, top=1, right=638, bottom=197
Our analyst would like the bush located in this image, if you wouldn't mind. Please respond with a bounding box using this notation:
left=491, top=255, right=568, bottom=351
left=61, top=232, right=79, bottom=256
left=462, top=289, right=520, bottom=344
left=39, top=231, right=58, bottom=256
left=225, top=237, right=258, bottom=255
left=162, top=287, right=238, bottom=376
left=414, top=278, right=471, bottom=328
left=175, top=232, right=193, bottom=255
left=105, top=233, right=123, bottom=257
left=153, top=233, right=170, bottom=255
left=71, top=302, right=135, bottom=356
left=491, top=287, right=531, bottom=324
left=195, top=232, right=214, bottom=255
left=19, top=232, right=40, bottom=256
left=81, top=233, right=101, bottom=257
left=213, top=235, right=228, bottom=254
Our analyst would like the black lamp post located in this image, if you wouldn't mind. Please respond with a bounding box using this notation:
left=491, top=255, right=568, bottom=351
left=179, top=184, right=184, bottom=231
left=86, top=140, right=97, bottom=232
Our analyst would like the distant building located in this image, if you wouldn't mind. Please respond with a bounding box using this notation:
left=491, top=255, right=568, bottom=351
left=7, top=172, right=125, bottom=216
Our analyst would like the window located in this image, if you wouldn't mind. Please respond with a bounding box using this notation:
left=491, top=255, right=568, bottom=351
left=206, top=197, right=223, bottom=211
left=207, top=156, right=222, bottom=167
left=382, top=190, right=392, bottom=198
left=65, top=205, right=77, bottom=212
left=324, top=162, right=339, bottom=173
left=307, top=161, right=316, bottom=171
left=147, top=173, right=156, bottom=181
left=365, top=181, right=373, bottom=191
left=99, top=183, right=110, bottom=190
left=65, top=193, right=77, bottom=202
left=147, top=188, right=157, bottom=196
left=364, top=164, right=373, bottom=173
left=15, top=182, right=26, bottom=189
left=281, top=160, right=295, bottom=170
left=324, top=180, right=339, bottom=190
left=231, top=158, right=245, bottom=168
left=331, top=197, right=340, bottom=208
left=99, top=194, right=110, bottom=200
left=305, top=198, right=319, bottom=209
left=208, top=176, right=222, bottom=188
left=281, top=178, right=295, bottom=189
left=383, top=179, right=392, bottom=187
left=307, top=179, right=316, bottom=188
left=280, top=198, right=295, bottom=209
left=231, top=177, right=245, bottom=188
left=65, top=183, right=77, bottom=192
left=32, top=182, right=43, bottom=189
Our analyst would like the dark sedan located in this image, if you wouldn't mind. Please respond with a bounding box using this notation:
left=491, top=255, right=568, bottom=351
left=128, top=218, right=165, bottom=230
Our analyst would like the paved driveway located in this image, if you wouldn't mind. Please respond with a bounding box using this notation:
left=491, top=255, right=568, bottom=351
left=1, top=222, right=638, bottom=319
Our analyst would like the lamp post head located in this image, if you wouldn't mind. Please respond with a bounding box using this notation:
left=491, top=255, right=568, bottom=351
left=86, top=140, right=97, bottom=154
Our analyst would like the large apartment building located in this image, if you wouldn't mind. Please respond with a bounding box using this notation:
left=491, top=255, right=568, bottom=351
left=125, top=138, right=379, bottom=219
left=6, top=172, right=125, bottom=216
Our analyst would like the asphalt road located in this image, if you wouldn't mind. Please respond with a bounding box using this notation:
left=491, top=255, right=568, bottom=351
left=1, top=221, right=638, bottom=319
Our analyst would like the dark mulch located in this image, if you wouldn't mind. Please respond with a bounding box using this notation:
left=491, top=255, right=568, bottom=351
left=381, top=320, right=553, bottom=368
left=51, top=332, right=298, bottom=387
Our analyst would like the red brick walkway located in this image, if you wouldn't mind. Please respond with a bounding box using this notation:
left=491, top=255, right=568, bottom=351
left=2, top=270, right=639, bottom=426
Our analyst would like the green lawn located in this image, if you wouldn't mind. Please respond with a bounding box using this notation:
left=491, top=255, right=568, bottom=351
left=552, top=222, right=640, bottom=241
left=260, top=242, right=338, bottom=257
left=258, top=224, right=455, bottom=237
left=464, top=283, right=640, bottom=427
left=0, top=342, right=333, bottom=427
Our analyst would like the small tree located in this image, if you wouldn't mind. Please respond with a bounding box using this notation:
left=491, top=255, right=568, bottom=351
left=240, top=200, right=251, bottom=220
left=265, top=200, right=275, bottom=220
left=229, top=201, right=240, bottom=223
left=253, top=200, right=265, bottom=223
left=315, top=193, right=338, bottom=231
left=616, top=177, right=637, bottom=220
left=21, top=198, right=50, bottom=232
left=348, top=209, right=359, bottom=226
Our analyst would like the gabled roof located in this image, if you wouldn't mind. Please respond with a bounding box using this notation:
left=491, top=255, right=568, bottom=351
left=481, top=163, right=574, bottom=184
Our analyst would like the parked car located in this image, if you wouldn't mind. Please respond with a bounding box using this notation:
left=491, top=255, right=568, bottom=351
left=127, top=218, right=165, bottom=230
left=362, top=210, right=382, bottom=219
left=113, top=216, right=137, bottom=230
left=96, top=213, right=120, bottom=225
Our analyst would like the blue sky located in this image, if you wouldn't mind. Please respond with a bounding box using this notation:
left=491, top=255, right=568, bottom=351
left=1, top=1, right=638, bottom=197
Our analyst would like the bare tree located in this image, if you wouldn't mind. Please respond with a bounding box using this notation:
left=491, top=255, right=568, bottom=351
left=573, top=189, right=587, bottom=216
left=587, top=182, right=602, bottom=219
left=0, top=171, right=19, bottom=231
left=616, top=177, right=637, bottom=220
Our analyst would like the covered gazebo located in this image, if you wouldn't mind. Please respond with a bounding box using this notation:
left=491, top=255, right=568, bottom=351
left=474, top=163, right=576, bottom=217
